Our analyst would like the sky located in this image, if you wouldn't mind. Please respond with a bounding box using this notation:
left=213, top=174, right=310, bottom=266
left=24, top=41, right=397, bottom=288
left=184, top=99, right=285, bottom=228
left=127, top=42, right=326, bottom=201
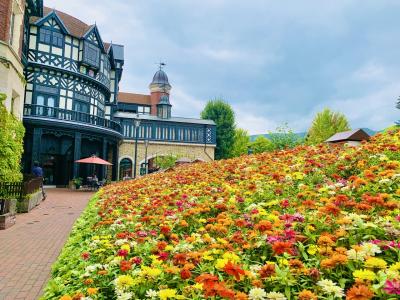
left=45, top=0, right=400, bottom=134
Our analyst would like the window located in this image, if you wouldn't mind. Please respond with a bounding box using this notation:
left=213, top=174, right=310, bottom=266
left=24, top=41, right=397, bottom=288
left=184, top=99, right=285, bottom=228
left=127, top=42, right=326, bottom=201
left=39, top=28, right=64, bottom=47
left=138, top=106, right=151, bottom=114
left=34, top=94, right=58, bottom=116
left=9, top=13, right=15, bottom=45
left=73, top=101, right=89, bottom=113
left=83, top=42, right=100, bottom=68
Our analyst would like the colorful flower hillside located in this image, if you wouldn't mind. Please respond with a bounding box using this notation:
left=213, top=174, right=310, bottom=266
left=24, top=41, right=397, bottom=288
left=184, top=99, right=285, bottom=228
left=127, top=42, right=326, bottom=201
left=44, top=130, right=400, bottom=300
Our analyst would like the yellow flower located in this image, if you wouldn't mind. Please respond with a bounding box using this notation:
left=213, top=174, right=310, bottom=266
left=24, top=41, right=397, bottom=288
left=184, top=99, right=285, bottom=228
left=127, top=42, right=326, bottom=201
left=389, top=262, right=400, bottom=272
left=306, top=225, right=316, bottom=232
left=193, top=283, right=203, bottom=290
left=353, top=269, right=376, bottom=281
left=222, top=252, right=240, bottom=262
left=165, top=245, right=174, bottom=251
left=365, top=257, right=387, bottom=269
left=60, top=296, right=72, bottom=300
left=215, top=258, right=229, bottom=269
left=307, top=245, right=319, bottom=255
left=121, top=244, right=130, bottom=253
left=115, top=275, right=134, bottom=290
left=141, top=266, right=162, bottom=278
left=292, top=172, right=305, bottom=180
left=159, top=288, right=177, bottom=300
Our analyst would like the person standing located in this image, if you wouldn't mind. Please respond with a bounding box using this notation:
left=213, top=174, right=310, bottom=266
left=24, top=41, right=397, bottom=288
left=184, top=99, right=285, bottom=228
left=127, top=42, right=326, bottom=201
left=32, top=161, right=46, bottom=200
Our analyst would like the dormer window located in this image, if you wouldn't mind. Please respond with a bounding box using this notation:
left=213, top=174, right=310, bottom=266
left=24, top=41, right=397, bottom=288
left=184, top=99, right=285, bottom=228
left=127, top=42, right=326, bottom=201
left=39, top=28, right=64, bottom=47
left=83, top=41, right=100, bottom=69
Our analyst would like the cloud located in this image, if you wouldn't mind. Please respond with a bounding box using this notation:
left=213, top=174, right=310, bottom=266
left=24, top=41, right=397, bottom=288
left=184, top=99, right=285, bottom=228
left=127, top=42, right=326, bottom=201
left=43, top=0, right=400, bottom=134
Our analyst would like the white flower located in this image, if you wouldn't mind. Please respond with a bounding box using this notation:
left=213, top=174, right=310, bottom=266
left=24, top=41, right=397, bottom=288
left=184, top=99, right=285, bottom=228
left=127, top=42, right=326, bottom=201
left=249, top=287, right=267, bottom=300
left=116, top=292, right=133, bottom=300
left=145, top=289, right=158, bottom=298
left=266, top=291, right=287, bottom=300
left=346, top=249, right=366, bottom=261
left=361, top=242, right=381, bottom=256
left=379, top=178, right=391, bottom=185
left=317, top=279, right=344, bottom=298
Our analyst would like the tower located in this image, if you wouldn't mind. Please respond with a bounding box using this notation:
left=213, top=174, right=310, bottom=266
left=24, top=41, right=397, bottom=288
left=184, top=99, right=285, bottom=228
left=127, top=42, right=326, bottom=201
left=149, top=63, right=171, bottom=116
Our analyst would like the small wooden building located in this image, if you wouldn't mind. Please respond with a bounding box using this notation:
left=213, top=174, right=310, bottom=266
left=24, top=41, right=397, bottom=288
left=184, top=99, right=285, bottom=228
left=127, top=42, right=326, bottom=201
left=325, top=129, right=371, bottom=146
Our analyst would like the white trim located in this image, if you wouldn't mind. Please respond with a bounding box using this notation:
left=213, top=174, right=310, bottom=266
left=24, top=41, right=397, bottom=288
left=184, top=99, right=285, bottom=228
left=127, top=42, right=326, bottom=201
left=121, top=140, right=216, bottom=147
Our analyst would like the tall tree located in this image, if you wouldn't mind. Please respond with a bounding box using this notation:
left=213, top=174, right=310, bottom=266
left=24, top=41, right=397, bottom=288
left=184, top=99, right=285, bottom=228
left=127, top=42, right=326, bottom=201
left=251, top=136, right=273, bottom=153
left=269, top=123, right=303, bottom=150
left=231, top=128, right=250, bottom=157
left=307, top=108, right=350, bottom=145
left=0, top=93, right=25, bottom=181
left=201, top=99, right=235, bottom=159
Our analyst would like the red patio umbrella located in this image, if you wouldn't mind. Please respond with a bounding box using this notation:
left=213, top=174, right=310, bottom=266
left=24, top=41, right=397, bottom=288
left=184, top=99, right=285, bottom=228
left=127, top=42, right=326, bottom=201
left=75, top=155, right=112, bottom=165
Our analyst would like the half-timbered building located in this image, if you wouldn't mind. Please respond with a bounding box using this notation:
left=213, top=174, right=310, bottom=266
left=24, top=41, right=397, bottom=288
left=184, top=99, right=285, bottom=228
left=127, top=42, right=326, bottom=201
left=19, top=5, right=215, bottom=186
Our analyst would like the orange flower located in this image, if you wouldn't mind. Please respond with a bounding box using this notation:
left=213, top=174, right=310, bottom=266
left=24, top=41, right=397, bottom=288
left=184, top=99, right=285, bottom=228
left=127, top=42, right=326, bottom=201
left=272, top=241, right=293, bottom=255
left=87, top=288, right=98, bottom=295
left=298, top=290, right=318, bottom=300
left=223, top=261, right=245, bottom=280
left=60, top=296, right=72, bottom=300
left=346, top=284, right=374, bottom=300
left=259, top=263, right=275, bottom=278
left=120, top=260, right=132, bottom=272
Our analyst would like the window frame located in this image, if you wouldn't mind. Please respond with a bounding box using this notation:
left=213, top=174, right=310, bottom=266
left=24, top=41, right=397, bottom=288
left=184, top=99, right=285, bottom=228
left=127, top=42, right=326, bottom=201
left=39, top=27, right=64, bottom=48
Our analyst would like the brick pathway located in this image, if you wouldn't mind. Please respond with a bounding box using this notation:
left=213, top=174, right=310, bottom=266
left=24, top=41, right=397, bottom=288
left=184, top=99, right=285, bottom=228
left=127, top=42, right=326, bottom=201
left=0, top=189, right=93, bottom=300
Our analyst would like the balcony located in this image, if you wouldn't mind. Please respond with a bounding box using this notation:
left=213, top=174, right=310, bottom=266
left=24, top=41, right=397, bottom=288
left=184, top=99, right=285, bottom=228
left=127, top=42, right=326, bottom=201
left=24, top=104, right=122, bottom=134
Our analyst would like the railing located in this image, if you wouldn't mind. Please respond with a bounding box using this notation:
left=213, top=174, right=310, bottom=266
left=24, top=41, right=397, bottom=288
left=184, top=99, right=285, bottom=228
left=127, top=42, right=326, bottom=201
left=120, top=119, right=217, bottom=144
left=24, top=104, right=122, bottom=133
left=0, top=177, right=43, bottom=214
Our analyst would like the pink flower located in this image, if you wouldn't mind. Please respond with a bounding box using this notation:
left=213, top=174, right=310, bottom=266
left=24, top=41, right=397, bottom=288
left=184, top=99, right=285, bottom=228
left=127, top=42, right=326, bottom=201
left=117, top=249, right=129, bottom=257
left=131, top=256, right=142, bottom=265
left=384, top=279, right=400, bottom=295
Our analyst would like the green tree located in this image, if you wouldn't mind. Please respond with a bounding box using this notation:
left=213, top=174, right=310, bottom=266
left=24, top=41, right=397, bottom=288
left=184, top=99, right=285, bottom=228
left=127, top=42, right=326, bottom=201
left=250, top=136, right=273, bottom=154
left=201, top=99, right=235, bottom=159
left=0, top=93, right=25, bottom=181
left=269, top=123, right=303, bottom=150
left=306, top=108, right=350, bottom=144
left=231, top=128, right=250, bottom=157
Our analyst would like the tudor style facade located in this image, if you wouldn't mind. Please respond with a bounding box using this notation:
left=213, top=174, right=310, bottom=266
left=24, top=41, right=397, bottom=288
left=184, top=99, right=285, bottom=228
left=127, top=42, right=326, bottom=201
left=18, top=5, right=216, bottom=186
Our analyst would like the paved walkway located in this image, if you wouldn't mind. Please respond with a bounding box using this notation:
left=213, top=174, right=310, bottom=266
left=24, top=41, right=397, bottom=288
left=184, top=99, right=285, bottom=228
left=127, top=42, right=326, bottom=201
left=0, top=189, right=93, bottom=300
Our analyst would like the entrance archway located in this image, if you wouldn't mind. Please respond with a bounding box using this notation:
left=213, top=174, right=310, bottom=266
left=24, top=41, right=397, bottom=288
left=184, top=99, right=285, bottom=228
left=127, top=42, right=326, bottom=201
left=119, top=158, right=133, bottom=180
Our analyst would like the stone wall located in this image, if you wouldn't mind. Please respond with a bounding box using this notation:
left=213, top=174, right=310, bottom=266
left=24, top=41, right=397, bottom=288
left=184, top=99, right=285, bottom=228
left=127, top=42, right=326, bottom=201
left=119, top=140, right=215, bottom=178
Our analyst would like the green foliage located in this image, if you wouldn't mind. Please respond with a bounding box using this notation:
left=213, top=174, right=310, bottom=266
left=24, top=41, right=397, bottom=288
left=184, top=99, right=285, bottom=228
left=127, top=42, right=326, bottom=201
left=155, top=154, right=180, bottom=169
left=231, top=128, right=250, bottom=157
left=269, top=123, right=304, bottom=150
left=201, top=99, right=235, bottom=159
left=306, top=108, right=350, bottom=145
left=0, top=93, right=25, bottom=182
left=251, top=136, right=273, bottom=154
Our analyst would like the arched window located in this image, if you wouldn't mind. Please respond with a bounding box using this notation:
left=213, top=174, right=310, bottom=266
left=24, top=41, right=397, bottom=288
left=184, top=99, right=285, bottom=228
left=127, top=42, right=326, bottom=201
left=119, top=158, right=132, bottom=180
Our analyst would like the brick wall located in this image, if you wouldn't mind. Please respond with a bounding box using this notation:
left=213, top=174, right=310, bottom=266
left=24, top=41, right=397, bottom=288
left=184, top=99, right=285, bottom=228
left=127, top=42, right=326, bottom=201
left=0, top=0, right=12, bottom=42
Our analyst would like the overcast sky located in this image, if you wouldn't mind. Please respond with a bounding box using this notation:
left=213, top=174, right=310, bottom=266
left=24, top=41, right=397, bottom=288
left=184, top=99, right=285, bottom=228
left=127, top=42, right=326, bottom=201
left=45, top=0, right=400, bottom=134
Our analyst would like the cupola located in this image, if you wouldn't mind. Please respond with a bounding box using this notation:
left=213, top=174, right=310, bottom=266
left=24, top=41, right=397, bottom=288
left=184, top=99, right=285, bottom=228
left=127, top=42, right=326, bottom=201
left=157, top=94, right=172, bottom=119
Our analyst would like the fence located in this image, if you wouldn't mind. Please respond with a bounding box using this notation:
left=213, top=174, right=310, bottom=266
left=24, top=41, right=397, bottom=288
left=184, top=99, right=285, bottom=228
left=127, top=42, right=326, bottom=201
left=0, top=177, right=43, bottom=214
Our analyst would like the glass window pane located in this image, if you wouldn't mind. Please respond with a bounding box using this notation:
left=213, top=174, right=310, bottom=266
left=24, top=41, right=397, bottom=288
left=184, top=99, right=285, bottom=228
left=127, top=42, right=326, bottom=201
left=36, top=95, right=44, bottom=105
left=47, top=97, right=55, bottom=107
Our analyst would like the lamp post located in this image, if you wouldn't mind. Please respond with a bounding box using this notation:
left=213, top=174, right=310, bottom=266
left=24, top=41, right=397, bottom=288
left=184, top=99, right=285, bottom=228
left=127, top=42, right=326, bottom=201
left=144, top=138, right=149, bottom=175
left=133, top=114, right=141, bottom=178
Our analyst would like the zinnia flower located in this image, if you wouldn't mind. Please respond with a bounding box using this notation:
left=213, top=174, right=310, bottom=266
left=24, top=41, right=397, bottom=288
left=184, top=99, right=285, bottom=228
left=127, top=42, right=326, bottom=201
left=266, top=291, right=286, bottom=300
left=383, top=279, right=400, bottom=295
left=158, top=288, right=177, bottom=300
left=346, top=284, right=374, bottom=300
left=248, top=287, right=267, bottom=300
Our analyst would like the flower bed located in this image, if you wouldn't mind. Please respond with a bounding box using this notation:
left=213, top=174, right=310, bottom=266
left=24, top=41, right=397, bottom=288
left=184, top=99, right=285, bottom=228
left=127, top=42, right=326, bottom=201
left=43, top=130, right=400, bottom=300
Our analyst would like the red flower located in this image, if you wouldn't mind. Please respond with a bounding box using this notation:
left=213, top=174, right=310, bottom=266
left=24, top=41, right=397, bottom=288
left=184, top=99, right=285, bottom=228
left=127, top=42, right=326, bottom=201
left=180, top=268, right=192, bottom=280
left=81, top=252, right=90, bottom=260
left=117, top=249, right=129, bottom=257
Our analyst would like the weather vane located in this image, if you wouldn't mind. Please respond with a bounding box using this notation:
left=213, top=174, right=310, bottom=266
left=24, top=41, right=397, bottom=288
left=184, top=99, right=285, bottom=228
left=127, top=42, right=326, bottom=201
left=156, top=61, right=166, bottom=70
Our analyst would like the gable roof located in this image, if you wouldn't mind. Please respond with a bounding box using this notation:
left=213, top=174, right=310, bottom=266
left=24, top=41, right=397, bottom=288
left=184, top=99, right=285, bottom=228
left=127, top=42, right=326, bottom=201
left=33, top=10, right=70, bottom=34
left=118, top=92, right=151, bottom=105
left=325, top=129, right=371, bottom=143
left=31, top=7, right=96, bottom=38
